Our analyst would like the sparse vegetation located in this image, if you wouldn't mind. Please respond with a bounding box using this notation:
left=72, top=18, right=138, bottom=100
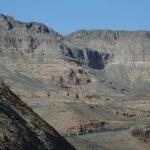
left=84, top=94, right=100, bottom=99
left=130, top=126, right=150, bottom=143
left=0, top=82, right=76, bottom=150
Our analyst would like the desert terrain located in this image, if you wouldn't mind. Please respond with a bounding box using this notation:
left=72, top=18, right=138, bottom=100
left=0, top=14, right=150, bottom=149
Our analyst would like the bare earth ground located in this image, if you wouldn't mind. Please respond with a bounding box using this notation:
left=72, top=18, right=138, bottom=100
left=19, top=88, right=150, bottom=150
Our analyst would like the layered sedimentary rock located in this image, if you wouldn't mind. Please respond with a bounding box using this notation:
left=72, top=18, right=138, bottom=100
left=63, top=30, right=150, bottom=88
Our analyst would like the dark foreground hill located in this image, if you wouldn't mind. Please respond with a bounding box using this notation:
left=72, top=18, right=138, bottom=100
left=0, top=82, right=75, bottom=150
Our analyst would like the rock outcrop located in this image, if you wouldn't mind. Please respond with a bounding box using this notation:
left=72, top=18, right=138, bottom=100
left=60, top=44, right=110, bottom=69
left=64, top=29, right=150, bottom=88
left=130, top=125, right=150, bottom=143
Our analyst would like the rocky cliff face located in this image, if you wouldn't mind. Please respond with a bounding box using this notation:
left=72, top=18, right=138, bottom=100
left=60, top=44, right=110, bottom=69
left=0, top=14, right=62, bottom=61
left=0, top=82, right=75, bottom=150
left=63, top=30, right=150, bottom=88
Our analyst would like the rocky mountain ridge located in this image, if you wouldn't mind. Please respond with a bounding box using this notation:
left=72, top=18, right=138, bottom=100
left=63, top=29, right=150, bottom=88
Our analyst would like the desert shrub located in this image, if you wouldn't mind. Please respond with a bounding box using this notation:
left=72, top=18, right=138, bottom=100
left=130, top=125, right=150, bottom=142
left=84, top=94, right=100, bottom=99
left=75, top=94, right=79, bottom=98
left=130, top=126, right=143, bottom=136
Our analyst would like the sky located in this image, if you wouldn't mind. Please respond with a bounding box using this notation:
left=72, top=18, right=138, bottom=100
left=0, top=0, right=150, bottom=34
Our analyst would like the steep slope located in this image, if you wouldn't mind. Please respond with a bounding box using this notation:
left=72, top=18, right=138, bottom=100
left=0, top=82, right=75, bottom=150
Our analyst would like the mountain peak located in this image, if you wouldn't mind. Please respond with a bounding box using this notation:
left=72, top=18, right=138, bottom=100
left=0, top=14, right=61, bottom=37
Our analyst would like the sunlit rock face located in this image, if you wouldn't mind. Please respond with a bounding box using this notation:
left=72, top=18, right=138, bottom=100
left=64, top=30, right=150, bottom=88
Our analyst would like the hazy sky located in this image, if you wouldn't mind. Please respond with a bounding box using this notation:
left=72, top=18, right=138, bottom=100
left=0, top=0, right=150, bottom=34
